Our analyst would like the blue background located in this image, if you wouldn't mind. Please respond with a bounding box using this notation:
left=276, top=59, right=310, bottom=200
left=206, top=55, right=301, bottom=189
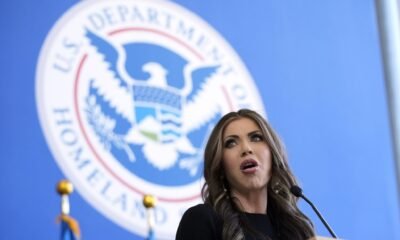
left=1, top=0, right=399, bottom=239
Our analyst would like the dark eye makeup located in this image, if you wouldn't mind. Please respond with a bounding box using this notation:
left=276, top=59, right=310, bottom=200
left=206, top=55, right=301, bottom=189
left=224, top=139, right=236, bottom=148
left=250, top=132, right=264, bottom=142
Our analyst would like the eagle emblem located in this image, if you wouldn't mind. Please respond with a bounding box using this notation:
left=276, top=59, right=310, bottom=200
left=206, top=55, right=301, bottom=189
left=84, top=30, right=222, bottom=185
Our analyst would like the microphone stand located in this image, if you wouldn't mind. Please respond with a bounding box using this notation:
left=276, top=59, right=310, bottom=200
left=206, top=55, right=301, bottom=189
left=300, top=194, right=337, bottom=238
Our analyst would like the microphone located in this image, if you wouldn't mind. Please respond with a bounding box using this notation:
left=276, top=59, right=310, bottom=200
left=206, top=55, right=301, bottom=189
left=290, top=186, right=338, bottom=238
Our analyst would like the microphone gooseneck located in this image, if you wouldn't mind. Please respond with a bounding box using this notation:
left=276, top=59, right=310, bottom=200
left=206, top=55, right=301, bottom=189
left=290, top=186, right=338, bottom=239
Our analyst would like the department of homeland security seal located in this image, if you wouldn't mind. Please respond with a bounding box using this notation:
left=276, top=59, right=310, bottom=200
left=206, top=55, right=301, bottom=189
left=36, top=0, right=265, bottom=238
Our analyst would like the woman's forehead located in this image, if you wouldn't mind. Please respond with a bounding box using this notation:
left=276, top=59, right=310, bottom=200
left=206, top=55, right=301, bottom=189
left=223, top=118, right=260, bottom=136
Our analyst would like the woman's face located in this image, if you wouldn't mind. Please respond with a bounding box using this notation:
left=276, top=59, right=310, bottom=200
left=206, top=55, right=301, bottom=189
left=222, top=117, right=272, bottom=195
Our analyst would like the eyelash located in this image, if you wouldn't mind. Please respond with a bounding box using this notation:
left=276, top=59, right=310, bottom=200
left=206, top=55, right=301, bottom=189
left=224, top=139, right=236, bottom=148
left=251, top=133, right=264, bottom=141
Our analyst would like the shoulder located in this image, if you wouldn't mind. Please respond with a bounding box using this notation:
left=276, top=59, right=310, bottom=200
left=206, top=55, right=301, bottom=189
left=175, top=203, right=222, bottom=240
left=179, top=203, right=221, bottom=227
left=183, top=203, right=218, bottom=219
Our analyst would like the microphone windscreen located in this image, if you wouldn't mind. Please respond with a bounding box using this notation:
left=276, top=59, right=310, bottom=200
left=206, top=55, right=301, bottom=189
left=290, top=185, right=303, bottom=197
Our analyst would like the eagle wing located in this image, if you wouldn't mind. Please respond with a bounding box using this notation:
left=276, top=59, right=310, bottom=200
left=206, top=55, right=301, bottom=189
left=182, top=65, right=221, bottom=134
left=85, top=29, right=133, bottom=123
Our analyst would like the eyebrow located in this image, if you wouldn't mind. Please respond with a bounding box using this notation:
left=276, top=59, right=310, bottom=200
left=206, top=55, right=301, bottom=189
left=223, top=130, right=262, bottom=141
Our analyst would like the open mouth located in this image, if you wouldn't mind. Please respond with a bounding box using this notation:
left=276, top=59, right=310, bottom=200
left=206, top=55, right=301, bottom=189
left=240, top=159, right=259, bottom=173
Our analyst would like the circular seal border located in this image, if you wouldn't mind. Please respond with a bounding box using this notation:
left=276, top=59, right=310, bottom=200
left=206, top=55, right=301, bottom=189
left=36, top=0, right=266, bottom=237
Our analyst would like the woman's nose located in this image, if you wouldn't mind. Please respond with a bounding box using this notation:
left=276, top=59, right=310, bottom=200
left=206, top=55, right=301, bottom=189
left=241, top=142, right=253, bottom=156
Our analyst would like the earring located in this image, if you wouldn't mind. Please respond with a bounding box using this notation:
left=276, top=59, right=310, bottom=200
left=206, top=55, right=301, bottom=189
left=222, top=181, right=228, bottom=194
left=271, top=181, right=282, bottom=194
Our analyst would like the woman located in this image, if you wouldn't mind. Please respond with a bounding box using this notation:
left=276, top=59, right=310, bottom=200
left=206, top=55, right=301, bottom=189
left=176, top=109, right=315, bottom=240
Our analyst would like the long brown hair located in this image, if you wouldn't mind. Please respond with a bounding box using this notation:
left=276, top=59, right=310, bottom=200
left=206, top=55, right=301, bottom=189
left=201, top=109, right=315, bottom=240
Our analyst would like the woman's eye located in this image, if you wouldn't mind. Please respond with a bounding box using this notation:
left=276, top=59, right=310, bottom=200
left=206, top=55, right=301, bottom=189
left=251, top=133, right=264, bottom=142
left=224, top=139, right=236, bottom=148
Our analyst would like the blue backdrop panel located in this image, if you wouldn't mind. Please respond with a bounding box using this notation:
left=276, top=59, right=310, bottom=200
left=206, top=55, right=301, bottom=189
left=1, top=0, right=399, bottom=239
